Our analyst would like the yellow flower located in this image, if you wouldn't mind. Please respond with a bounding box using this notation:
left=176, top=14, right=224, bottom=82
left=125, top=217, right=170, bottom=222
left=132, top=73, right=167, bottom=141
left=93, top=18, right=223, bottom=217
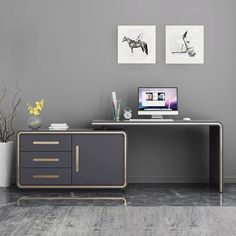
left=40, top=99, right=44, bottom=107
left=35, top=104, right=42, bottom=111
left=33, top=110, right=40, bottom=116
left=27, top=99, right=45, bottom=116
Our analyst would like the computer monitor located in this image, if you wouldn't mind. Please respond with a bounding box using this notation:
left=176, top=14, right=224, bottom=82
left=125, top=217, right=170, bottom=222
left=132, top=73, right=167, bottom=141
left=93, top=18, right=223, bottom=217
left=138, top=87, right=178, bottom=119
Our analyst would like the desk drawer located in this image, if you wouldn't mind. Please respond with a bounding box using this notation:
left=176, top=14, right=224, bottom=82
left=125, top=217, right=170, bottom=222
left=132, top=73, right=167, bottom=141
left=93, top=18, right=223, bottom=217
left=19, top=168, right=71, bottom=185
left=20, top=152, right=71, bottom=168
left=20, top=134, right=71, bottom=151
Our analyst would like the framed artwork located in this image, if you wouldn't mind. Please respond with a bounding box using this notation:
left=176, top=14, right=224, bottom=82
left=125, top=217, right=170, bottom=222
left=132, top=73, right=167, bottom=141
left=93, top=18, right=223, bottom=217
left=118, top=25, right=156, bottom=64
left=165, top=25, right=204, bottom=64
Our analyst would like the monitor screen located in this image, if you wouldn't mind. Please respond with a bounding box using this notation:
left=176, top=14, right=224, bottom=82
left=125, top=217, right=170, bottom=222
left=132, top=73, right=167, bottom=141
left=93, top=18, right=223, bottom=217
left=138, top=87, right=178, bottom=114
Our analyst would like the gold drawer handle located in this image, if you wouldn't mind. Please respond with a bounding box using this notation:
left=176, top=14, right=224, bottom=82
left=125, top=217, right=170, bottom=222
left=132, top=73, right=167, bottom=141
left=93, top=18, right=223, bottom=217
left=76, top=145, right=80, bottom=172
left=33, top=158, right=60, bottom=162
left=33, top=175, right=60, bottom=179
left=33, top=141, right=60, bottom=145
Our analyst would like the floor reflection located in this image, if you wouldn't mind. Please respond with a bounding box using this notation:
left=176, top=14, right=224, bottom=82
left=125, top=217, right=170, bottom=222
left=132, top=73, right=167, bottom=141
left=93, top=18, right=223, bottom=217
left=0, top=184, right=236, bottom=207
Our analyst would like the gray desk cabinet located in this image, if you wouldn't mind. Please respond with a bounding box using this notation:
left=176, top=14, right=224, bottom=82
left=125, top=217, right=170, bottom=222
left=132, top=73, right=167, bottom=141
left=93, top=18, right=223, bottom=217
left=17, top=131, right=127, bottom=189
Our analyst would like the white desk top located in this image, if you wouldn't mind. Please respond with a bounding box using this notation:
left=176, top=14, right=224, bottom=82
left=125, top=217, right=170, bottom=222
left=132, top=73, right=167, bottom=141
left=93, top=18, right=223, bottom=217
left=92, top=120, right=222, bottom=127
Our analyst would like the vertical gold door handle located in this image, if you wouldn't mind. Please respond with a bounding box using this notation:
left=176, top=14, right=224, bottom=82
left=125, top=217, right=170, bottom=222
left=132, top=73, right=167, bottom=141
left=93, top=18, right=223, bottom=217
left=76, top=145, right=80, bottom=172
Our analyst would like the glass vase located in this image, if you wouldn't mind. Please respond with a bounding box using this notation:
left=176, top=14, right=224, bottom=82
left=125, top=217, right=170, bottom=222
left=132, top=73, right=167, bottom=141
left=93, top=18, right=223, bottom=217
left=28, top=116, right=42, bottom=130
left=112, top=99, right=121, bottom=121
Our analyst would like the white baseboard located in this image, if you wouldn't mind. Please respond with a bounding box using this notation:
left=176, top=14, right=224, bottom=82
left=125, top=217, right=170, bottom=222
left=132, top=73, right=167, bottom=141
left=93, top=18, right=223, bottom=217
left=128, top=176, right=236, bottom=184
left=128, top=177, right=209, bottom=183
left=224, top=178, right=236, bottom=183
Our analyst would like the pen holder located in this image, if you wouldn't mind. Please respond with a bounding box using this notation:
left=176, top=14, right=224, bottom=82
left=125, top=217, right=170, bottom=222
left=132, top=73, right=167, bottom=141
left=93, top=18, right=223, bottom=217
left=112, top=100, right=121, bottom=121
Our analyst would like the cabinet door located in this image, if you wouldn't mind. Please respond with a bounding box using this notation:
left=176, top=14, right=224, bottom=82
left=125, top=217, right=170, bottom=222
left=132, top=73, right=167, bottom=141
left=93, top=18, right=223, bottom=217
left=72, top=133, right=126, bottom=187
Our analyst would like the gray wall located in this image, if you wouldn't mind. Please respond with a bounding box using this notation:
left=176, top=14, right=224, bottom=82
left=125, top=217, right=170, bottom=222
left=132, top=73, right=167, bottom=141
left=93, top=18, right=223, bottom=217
left=0, top=0, right=235, bottom=183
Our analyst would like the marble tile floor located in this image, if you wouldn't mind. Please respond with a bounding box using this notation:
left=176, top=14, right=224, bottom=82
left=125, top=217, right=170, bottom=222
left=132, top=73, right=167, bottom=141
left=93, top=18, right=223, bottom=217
left=0, top=183, right=236, bottom=207
left=0, top=184, right=236, bottom=235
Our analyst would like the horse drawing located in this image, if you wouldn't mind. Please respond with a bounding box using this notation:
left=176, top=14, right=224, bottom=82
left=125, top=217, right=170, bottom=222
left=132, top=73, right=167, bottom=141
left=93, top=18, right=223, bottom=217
left=171, top=31, right=196, bottom=57
left=122, top=34, right=148, bottom=55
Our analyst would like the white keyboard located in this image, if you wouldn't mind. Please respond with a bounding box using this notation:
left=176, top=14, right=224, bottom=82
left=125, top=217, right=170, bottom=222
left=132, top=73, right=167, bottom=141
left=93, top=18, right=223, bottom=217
left=129, top=119, right=174, bottom=122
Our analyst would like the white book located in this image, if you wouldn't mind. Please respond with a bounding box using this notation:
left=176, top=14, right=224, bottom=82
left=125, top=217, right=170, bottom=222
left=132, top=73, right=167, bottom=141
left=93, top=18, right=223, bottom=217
left=49, top=125, right=69, bottom=129
left=50, top=123, right=68, bottom=127
left=49, top=125, right=69, bottom=127
left=49, top=127, right=69, bottom=130
left=49, top=125, right=69, bottom=128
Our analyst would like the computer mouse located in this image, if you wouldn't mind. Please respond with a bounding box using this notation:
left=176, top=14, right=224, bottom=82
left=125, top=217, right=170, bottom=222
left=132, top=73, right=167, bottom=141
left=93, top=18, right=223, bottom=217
left=183, top=117, right=191, bottom=121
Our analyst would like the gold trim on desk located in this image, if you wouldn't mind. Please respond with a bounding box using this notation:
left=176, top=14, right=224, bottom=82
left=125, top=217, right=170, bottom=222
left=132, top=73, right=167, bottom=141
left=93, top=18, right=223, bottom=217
left=76, top=145, right=80, bottom=172
left=33, top=141, right=60, bottom=145
left=17, top=196, right=127, bottom=206
left=17, top=184, right=127, bottom=189
left=33, top=175, right=60, bottom=179
left=33, top=158, right=60, bottom=162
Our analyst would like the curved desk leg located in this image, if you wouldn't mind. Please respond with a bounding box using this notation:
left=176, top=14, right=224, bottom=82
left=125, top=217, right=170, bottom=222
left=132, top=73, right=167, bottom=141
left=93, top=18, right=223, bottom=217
left=209, top=125, right=223, bottom=192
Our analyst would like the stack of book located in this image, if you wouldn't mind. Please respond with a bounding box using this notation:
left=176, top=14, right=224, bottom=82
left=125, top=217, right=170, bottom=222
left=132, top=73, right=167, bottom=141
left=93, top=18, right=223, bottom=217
left=49, top=123, right=69, bottom=130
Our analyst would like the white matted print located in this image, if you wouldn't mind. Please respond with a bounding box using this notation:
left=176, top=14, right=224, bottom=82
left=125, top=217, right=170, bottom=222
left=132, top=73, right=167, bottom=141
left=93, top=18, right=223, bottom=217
left=118, top=25, right=156, bottom=64
left=166, top=25, right=204, bottom=64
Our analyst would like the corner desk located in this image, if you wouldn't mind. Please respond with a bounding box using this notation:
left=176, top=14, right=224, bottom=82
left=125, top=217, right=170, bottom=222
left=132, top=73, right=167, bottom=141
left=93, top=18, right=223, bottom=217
left=92, top=120, right=223, bottom=192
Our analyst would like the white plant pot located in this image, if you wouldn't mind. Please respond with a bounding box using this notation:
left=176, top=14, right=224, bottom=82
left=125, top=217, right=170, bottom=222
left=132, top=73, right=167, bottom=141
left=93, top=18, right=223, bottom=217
left=0, top=141, right=13, bottom=187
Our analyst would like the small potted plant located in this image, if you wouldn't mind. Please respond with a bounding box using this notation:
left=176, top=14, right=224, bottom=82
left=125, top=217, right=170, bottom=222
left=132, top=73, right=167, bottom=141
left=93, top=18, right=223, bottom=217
left=0, top=84, right=21, bottom=187
left=27, top=99, right=45, bottom=130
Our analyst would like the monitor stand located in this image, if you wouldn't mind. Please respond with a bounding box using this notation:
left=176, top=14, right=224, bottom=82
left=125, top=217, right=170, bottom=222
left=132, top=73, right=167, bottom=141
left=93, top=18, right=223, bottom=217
left=150, top=115, right=174, bottom=121
left=152, top=115, right=164, bottom=119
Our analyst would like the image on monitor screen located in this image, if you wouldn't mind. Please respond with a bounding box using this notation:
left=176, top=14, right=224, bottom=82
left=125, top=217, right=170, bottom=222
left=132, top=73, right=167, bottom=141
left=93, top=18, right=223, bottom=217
left=138, top=87, right=178, bottom=111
